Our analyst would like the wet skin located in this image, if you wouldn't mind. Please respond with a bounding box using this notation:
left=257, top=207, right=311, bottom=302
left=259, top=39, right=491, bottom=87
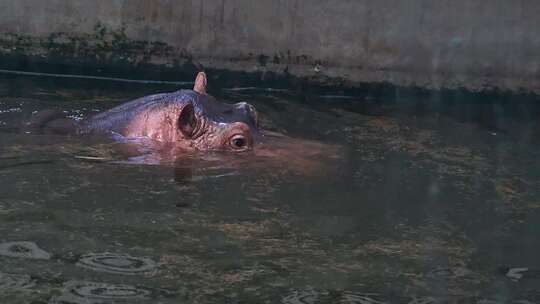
left=79, top=88, right=259, bottom=153
left=25, top=72, right=340, bottom=173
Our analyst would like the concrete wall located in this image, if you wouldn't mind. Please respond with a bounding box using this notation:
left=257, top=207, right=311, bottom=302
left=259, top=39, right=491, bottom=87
left=0, top=0, right=539, bottom=93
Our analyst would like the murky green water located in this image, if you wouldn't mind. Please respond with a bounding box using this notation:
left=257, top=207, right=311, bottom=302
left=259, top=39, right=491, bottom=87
left=1, top=74, right=540, bottom=303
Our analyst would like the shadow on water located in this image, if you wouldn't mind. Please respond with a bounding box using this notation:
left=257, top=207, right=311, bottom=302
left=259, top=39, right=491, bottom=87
left=1, top=74, right=540, bottom=303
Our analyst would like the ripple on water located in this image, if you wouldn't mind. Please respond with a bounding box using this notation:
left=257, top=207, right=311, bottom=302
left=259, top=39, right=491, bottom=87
left=76, top=253, right=157, bottom=275
left=281, top=289, right=386, bottom=304
left=0, top=272, right=36, bottom=290
left=50, top=281, right=153, bottom=303
left=341, top=291, right=386, bottom=304
left=0, top=241, right=51, bottom=260
left=281, top=289, right=321, bottom=304
left=407, top=297, right=439, bottom=304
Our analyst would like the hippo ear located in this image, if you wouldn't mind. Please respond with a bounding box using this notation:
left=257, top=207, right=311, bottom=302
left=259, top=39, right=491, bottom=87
left=178, top=103, right=197, bottom=138
left=193, top=72, right=207, bottom=94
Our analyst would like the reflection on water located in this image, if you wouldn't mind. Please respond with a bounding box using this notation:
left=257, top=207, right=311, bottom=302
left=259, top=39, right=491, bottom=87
left=1, top=75, right=540, bottom=303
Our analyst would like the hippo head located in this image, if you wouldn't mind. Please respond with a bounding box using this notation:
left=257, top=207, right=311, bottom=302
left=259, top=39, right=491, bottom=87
left=120, top=72, right=259, bottom=152
left=117, top=72, right=341, bottom=174
left=173, top=72, right=259, bottom=152
left=175, top=100, right=258, bottom=152
left=23, top=72, right=340, bottom=176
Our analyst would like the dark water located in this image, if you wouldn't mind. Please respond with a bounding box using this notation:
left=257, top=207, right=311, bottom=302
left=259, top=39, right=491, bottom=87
left=1, top=74, right=540, bottom=304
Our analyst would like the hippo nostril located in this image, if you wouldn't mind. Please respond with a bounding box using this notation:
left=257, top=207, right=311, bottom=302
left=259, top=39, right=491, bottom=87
left=234, top=102, right=258, bottom=127
left=234, top=102, right=246, bottom=108
left=234, top=102, right=253, bottom=113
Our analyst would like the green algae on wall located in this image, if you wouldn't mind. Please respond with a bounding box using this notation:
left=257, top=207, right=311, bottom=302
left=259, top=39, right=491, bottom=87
left=0, top=24, right=177, bottom=67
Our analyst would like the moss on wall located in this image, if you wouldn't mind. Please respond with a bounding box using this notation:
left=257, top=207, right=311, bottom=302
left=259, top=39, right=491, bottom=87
left=0, top=24, right=177, bottom=67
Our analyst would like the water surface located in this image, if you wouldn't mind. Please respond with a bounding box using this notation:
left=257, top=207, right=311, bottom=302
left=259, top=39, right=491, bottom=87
left=1, top=74, right=540, bottom=303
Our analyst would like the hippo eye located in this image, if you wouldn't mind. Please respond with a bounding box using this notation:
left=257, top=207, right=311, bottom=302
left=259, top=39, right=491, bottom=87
left=230, top=135, right=248, bottom=150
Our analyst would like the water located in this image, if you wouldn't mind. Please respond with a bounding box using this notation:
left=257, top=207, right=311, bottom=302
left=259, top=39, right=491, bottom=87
left=1, top=74, right=540, bottom=303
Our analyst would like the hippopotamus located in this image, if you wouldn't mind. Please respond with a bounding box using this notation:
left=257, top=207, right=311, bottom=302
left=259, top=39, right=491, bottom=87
left=24, top=72, right=339, bottom=174
left=28, top=73, right=257, bottom=151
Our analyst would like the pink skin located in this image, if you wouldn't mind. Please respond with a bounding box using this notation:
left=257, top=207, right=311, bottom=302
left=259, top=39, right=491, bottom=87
left=120, top=72, right=255, bottom=153
left=251, top=132, right=342, bottom=175
left=110, top=72, right=341, bottom=175
left=122, top=103, right=253, bottom=152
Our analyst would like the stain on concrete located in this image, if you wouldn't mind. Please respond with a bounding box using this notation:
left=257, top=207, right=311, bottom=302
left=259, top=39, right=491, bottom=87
left=0, top=0, right=539, bottom=94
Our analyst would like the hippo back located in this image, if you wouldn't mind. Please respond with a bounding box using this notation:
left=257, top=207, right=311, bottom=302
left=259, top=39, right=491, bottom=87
left=78, top=90, right=194, bottom=135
